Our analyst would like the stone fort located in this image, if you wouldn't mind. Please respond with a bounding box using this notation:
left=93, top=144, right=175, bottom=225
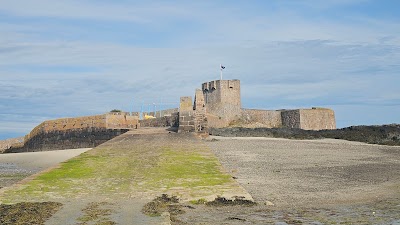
left=178, top=79, right=336, bottom=133
left=1, top=79, right=335, bottom=152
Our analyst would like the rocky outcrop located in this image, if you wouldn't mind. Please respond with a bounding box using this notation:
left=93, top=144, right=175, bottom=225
left=209, top=124, right=400, bottom=146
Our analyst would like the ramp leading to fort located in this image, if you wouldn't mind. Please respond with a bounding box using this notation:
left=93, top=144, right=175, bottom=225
left=0, top=128, right=251, bottom=224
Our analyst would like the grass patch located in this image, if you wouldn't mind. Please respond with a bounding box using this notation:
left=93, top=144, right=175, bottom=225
left=1, top=135, right=237, bottom=203
left=189, top=198, right=207, bottom=205
left=140, top=147, right=232, bottom=190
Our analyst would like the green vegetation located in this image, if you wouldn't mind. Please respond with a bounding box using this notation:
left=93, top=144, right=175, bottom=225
left=77, top=202, right=116, bottom=225
left=110, top=109, right=122, bottom=113
left=1, top=137, right=235, bottom=203
left=140, top=147, right=231, bottom=190
left=189, top=198, right=207, bottom=205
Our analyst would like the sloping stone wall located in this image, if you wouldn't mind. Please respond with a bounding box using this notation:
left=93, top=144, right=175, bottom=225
left=5, top=113, right=139, bottom=153
left=5, top=128, right=128, bottom=153
left=0, top=137, right=24, bottom=153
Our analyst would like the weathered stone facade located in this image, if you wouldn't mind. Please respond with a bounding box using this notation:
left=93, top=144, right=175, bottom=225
left=5, top=113, right=139, bottom=152
left=194, top=89, right=207, bottom=132
left=6, top=128, right=129, bottom=153
left=140, top=112, right=179, bottom=127
left=178, top=96, right=195, bottom=132
left=293, top=108, right=336, bottom=130
left=202, top=80, right=241, bottom=122
left=181, top=79, right=336, bottom=131
left=0, top=137, right=24, bottom=153
left=240, top=109, right=283, bottom=128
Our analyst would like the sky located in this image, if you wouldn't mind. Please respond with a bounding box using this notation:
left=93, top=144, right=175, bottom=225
left=0, top=0, right=399, bottom=139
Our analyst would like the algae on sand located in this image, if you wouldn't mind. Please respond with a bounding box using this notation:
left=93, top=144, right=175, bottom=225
left=0, top=132, right=242, bottom=203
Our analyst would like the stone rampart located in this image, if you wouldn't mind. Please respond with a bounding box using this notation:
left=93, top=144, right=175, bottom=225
left=182, top=79, right=336, bottom=131
left=206, top=113, right=230, bottom=128
left=240, top=109, right=282, bottom=128
left=140, top=112, right=179, bottom=127
left=5, top=113, right=139, bottom=153
left=5, top=128, right=128, bottom=153
left=298, top=108, right=336, bottom=130
left=281, top=110, right=301, bottom=129
left=0, top=137, right=24, bottom=153
left=281, top=108, right=336, bottom=130
left=106, top=114, right=139, bottom=129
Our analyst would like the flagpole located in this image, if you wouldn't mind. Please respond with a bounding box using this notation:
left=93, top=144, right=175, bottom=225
left=220, top=64, right=223, bottom=80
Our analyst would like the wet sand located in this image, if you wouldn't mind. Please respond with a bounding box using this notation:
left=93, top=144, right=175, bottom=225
left=0, top=148, right=91, bottom=188
left=206, top=136, right=400, bottom=208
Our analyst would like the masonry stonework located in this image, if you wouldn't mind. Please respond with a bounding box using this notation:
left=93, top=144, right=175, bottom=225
left=298, top=108, right=336, bottom=130
left=4, top=78, right=337, bottom=153
left=178, top=96, right=195, bottom=132
left=281, top=110, right=301, bottom=129
left=0, top=137, right=24, bottom=153
left=185, top=79, right=336, bottom=131
left=194, top=89, right=208, bottom=132
left=6, top=113, right=139, bottom=152
left=202, top=80, right=241, bottom=122
left=240, top=109, right=282, bottom=128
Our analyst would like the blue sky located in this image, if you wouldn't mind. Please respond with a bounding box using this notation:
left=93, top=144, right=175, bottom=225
left=0, top=0, right=399, bottom=139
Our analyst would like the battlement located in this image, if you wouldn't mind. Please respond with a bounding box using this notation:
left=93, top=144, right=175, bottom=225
left=201, top=79, right=240, bottom=92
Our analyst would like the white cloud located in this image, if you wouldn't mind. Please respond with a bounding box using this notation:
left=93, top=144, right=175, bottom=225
left=0, top=0, right=191, bottom=23
left=0, top=1, right=399, bottom=138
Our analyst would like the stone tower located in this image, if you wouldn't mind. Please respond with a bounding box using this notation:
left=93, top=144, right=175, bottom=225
left=201, top=80, right=241, bottom=126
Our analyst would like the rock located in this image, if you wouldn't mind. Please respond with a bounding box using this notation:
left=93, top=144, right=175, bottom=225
left=265, top=201, right=275, bottom=206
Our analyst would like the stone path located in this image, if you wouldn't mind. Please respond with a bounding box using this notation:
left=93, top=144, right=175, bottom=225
left=0, top=128, right=251, bottom=224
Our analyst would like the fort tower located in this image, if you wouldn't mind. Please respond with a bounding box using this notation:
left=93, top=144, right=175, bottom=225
left=202, top=79, right=241, bottom=124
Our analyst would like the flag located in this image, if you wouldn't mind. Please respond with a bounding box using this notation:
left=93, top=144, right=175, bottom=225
left=220, top=64, right=225, bottom=70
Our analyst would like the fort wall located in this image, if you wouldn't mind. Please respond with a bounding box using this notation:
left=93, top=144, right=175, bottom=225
left=298, top=108, right=336, bottom=130
left=6, top=128, right=128, bottom=153
left=206, top=113, right=230, bottom=128
left=281, top=108, right=336, bottom=130
left=0, top=137, right=24, bottom=153
left=178, top=96, right=195, bottom=132
left=240, top=109, right=282, bottom=128
left=140, top=112, right=179, bottom=127
left=144, top=108, right=179, bottom=118
left=195, top=79, right=336, bottom=131
left=194, top=89, right=207, bottom=132
left=281, top=110, right=301, bottom=129
left=6, top=113, right=139, bottom=152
